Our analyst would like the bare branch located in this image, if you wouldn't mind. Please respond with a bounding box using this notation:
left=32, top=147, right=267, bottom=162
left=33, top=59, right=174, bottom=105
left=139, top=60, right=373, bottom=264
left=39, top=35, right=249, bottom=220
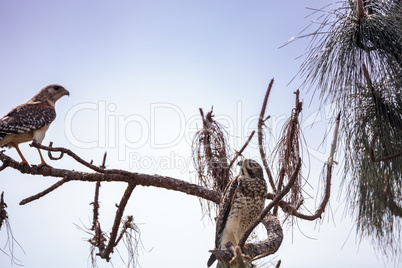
left=100, top=152, right=107, bottom=169
left=272, top=90, right=303, bottom=215
left=30, top=140, right=106, bottom=173
left=100, top=183, right=136, bottom=261
left=268, top=112, right=340, bottom=221
left=0, top=150, right=221, bottom=205
left=370, top=138, right=402, bottom=162
left=91, top=181, right=101, bottom=231
left=19, top=177, right=71, bottom=205
left=258, top=79, right=276, bottom=192
left=45, top=142, right=65, bottom=160
left=228, top=130, right=256, bottom=170
left=193, top=108, right=232, bottom=193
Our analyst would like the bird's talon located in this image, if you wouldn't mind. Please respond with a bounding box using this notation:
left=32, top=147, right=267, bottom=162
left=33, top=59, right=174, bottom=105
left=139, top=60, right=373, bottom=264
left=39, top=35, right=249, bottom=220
left=38, top=162, right=52, bottom=168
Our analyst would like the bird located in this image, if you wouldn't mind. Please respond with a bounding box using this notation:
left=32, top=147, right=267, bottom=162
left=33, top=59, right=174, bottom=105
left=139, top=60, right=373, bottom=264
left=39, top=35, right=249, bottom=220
left=207, top=159, right=267, bottom=268
left=0, top=84, right=69, bottom=167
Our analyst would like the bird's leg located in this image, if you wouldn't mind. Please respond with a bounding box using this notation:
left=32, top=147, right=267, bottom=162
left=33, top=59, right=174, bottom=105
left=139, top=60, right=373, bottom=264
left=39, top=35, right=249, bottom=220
left=229, top=246, right=252, bottom=268
left=234, top=234, right=251, bottom=260
left=36, top=148, right=52, bottom=168
left=11, top=143, right=29, bottom=166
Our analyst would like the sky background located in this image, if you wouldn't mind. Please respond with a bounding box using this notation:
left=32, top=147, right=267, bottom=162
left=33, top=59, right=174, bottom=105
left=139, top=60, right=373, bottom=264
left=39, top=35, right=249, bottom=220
left=0, top=1, right=394, bottom=267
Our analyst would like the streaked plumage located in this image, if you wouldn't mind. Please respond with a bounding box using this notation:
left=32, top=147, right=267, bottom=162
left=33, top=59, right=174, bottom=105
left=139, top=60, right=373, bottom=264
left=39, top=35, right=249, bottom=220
left=0, top=84, right=69, bottom=167
left=208, top=159, right=267, bottom=267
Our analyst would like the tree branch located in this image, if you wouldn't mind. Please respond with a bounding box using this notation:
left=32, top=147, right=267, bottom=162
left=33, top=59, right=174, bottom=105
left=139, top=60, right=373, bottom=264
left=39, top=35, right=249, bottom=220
left=19, top=177, right=71, bottom=205
left=91, top=180, right=101, bottom=231
left=0, top=150, right=221, bottom=205
left=258, top=79, right=276, bottom=192
left=370, top=138, right=402, bottom=162
left=267, top=112, right=340, bottom=221
left=228, top=130, right=256, bottom=170
left=100, top=183, right=136, bottom=261
left=209, top=213, right=283, bottom=263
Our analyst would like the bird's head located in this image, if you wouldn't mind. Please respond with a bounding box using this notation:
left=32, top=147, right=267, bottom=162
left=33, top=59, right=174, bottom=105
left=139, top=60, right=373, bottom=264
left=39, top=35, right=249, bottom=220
left=237, top=159, right=264, bottom=180
left=31, top=84, right=69, bottom=104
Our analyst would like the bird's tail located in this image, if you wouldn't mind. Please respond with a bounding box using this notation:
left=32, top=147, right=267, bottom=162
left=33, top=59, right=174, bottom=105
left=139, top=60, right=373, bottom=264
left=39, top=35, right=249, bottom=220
left=207, top=254, right=216, bottom=267
left=208, top=254, right=231, bottom=268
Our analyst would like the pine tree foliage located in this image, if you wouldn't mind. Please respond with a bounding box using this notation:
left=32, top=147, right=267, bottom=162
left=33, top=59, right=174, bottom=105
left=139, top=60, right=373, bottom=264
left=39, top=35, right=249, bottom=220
left=299, top=0, right=402, bottom=258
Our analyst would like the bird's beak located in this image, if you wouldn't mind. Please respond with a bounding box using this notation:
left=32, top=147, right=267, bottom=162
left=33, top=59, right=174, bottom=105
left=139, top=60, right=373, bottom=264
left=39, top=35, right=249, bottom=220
left=64, top=90, right=70, bottom=96
left=237, top=160, right=243, bottom=167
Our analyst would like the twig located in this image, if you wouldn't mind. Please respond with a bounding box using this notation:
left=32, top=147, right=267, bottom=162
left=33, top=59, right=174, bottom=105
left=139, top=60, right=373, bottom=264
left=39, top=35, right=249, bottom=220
left=228, top=130, right=256, bottom=170
left=276, top=260, right=282, bottom=268
left=30, top=140, right=107, bottom=173
left=258, top=79, right=276, bottom=192
left=19, top=177, right=71, bottom=205
left=46, top=142, right=65, bottom=160
left=370, top=139, right=402, bottom=162
left=100, top=152, right=107, bottom=169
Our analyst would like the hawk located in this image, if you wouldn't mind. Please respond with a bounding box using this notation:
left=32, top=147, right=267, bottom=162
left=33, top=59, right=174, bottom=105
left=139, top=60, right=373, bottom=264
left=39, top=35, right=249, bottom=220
left=0, top=84, right=69, bottom=167
left=207, top=159, right=267, bottom=268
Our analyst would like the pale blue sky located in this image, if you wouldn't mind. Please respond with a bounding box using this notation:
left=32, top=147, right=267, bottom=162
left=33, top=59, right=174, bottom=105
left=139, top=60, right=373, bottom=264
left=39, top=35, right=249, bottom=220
left=0, top=1, right=391, bottom=268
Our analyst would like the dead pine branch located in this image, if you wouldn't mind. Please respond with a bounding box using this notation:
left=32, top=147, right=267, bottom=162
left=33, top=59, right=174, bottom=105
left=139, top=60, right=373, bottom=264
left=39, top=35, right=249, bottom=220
left=19, top=177, right=71, bottom=205
left=0, top=150, right=221, bottom=205
left=99, top=183, right=136, bottom=261
left=370, top=138, right=402, bottom=162
left=193, top=107, right=232, bottom=193
left=91, top=152, right=107, bottom=231
left=0, top=192, right=25, bottom=266
left=228, top=130, right=256, bottom=170
left=258, top=79, right=276, bottom=193
left=272, top=90, right=303, bottom=215
left=265, top=112, right=340, bottom=221
left=91, top=180, right=101, bottom=231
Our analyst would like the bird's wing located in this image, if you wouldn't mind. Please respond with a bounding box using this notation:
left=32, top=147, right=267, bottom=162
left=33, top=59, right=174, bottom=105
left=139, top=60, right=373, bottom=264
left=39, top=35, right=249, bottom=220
left=207, top=176, right=241, bottom=267
left=214, top=175, right=241, bottom=248
left=0, top=102, right=56, bottom=134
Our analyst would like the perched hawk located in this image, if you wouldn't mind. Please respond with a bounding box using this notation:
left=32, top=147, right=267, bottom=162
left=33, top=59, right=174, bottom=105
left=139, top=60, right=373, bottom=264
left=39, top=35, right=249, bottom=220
left=0, top=84, right=69, bottom=167
left=207, top=159, right=267, bottom=268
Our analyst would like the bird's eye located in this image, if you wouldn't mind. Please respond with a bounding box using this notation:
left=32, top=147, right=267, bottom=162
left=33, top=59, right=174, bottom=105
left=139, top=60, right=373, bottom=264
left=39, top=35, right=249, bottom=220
left=54, top=86, right=60, bottom=91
